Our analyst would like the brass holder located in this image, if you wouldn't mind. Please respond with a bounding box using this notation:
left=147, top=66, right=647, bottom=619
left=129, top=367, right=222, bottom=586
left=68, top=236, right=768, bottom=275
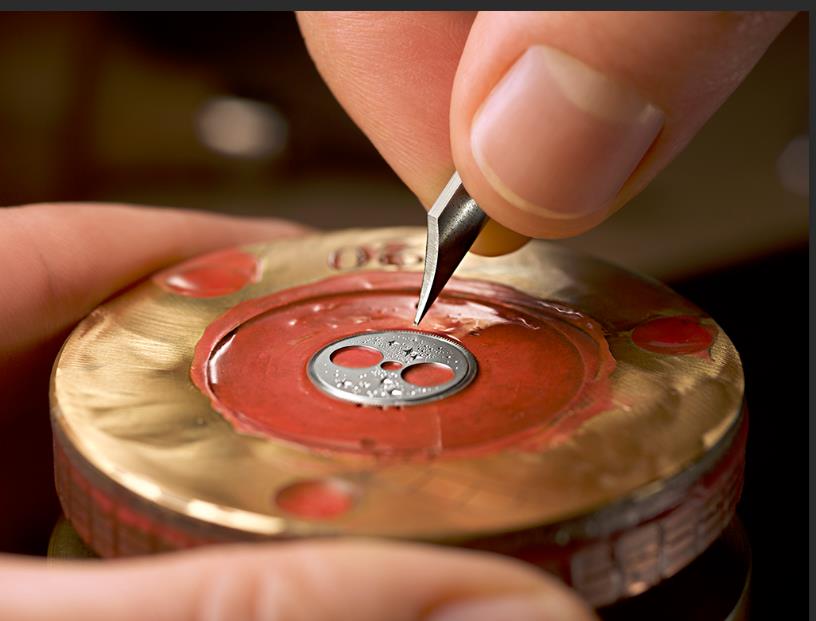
left=51, top=228, right=745, bottom=608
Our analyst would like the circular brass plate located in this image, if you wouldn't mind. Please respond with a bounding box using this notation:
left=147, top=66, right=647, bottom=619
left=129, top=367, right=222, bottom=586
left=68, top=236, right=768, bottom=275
left=51, top=228, right=744, bottom=543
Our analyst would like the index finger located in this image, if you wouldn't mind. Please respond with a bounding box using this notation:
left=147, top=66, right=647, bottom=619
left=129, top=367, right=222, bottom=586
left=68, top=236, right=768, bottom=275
left=0, top=203, right=306, bottom=364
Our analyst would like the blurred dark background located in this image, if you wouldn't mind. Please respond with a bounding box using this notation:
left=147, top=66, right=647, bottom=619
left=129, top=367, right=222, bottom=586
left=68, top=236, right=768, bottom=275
left=0, top=11, right=808, bottom=619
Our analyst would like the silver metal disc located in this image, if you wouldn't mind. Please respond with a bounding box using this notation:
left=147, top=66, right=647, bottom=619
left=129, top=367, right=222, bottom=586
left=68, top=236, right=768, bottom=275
left=307, top=330, right=478, bottom=406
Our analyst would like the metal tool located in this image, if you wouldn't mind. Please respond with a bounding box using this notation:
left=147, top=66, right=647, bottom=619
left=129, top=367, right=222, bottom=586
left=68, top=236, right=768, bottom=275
left=414, top=172, right=487, bottom=325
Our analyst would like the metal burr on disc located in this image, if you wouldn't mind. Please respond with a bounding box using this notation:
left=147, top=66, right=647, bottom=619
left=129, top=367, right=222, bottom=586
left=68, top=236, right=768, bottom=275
left=50, top=227, right=746, bottom=608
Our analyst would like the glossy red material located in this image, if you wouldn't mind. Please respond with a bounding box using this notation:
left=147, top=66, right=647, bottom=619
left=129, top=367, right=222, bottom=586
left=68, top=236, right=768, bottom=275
left=631, top=315, right=715, bottom=355
left=402, top=362, right=456, bottom=387
left=153, top=248, right=261, bottom=298
left=330, top=346, right=384, bottom=368
left=275, top=480, right=355, bottom=520
left=191, top=272, right=615, bottom=458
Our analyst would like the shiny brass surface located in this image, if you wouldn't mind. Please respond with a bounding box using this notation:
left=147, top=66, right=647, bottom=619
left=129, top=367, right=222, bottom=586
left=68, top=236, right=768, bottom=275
left=51, top=228, right=744, bottom=541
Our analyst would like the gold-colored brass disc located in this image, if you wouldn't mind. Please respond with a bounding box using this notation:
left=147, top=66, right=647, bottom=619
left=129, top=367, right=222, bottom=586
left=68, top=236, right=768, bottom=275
left=51, top=228, right=745, bottom=606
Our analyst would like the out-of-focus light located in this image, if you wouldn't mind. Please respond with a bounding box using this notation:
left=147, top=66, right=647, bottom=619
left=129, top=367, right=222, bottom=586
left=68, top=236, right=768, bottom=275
left=196, top=96, right=288, bottom=159
left=776, top=134, right=809, bottom=198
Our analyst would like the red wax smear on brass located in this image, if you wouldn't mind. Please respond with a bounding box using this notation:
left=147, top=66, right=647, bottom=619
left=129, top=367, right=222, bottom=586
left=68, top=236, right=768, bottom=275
left=191, top=272, right=616, bottom=458
left=331, top=346, right=383, bottom=368
left=631, top=315, right=715, bottom=355
left=403, top=362, right=456, bottom=387
left=153, top=248, right=261, bottom=298
left=275, top=480, right=355, bottom=520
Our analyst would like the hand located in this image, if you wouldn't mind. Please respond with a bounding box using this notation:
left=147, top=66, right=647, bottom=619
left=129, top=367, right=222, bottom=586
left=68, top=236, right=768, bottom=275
left=297, top=11, right=795, bottom=255
left=0, top=204, right=596, bottom=620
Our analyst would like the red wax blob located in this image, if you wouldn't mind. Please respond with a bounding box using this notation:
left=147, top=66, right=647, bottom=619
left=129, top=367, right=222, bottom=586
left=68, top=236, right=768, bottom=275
left=154, top=248, right=261, bottom=298
left=402, top=362, right=455, bottom=387
left=330, top=346, right=383, bottom=368
left=191, top=272, right=615, bottom=458
left=631, top=315, right=715, bottom=355
left=275, top=479, right=355, bottom=520
left=381, top=361, right=403, bottom=371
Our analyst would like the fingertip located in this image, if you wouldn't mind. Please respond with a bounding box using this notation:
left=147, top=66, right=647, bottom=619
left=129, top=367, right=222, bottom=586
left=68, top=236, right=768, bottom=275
left=450, top=11, right=793, bottom=242
left=0, top=203, right=309, bottom=361
left=0, top=540, right=596, bottom=621
left=451, top=41, right=657, bottom=241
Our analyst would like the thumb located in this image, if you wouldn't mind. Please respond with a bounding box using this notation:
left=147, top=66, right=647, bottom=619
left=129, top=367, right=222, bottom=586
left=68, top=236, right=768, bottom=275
left=0, top=540, right=597, bottom=621
left=451, top=11, right=794, bottom=240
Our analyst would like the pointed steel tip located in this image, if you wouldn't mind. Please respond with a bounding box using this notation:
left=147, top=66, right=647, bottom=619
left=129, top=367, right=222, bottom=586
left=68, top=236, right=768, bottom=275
left=414, top=292, right=430, bottom=325
left=413, top=171, right=487, bottom=327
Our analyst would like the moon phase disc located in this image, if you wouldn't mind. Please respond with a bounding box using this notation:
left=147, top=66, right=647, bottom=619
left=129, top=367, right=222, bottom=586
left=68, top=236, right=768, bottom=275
left=307, top=330, right=478, bottom=407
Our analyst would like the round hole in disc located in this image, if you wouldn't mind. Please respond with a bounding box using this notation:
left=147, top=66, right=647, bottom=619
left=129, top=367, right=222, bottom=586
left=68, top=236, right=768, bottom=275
left=380, top=360, right=403, bottom=371
left=402, top=362, right=455, bottom=387
left=275, top=479, right=356, bottom=520
left=330, top=346, right=383, bottom=368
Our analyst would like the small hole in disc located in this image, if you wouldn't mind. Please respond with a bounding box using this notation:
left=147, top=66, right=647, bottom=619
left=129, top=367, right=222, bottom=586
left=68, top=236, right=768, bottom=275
left=330, top=346, right=383, bottom=368
left=381, top=360, right=403, bottom=371
left=402, top=362, right=455, bottom=387
left=275, top=479, right=356, bottom=520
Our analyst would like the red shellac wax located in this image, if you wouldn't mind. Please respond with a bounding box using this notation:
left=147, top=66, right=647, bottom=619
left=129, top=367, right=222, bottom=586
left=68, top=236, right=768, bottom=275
left=331, top=346, right=383, bottom=368
left=631, top=315, right=715, bottom=355
left=275, top=480, right=355, bottom=520
left=402, top=362, right=456, bottom=387
left=154, top=248, right=261, bottom=298
left=190, top=272, right=616, bottom=459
